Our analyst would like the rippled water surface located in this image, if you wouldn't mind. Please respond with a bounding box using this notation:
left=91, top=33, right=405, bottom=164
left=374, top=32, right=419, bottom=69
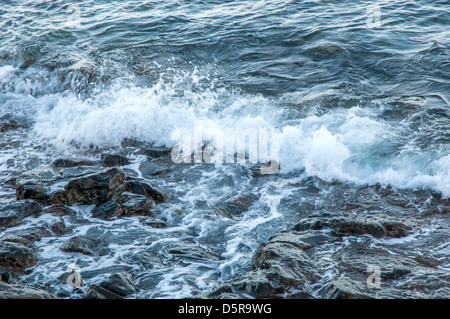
left=0, top=0, right=449, bottom=298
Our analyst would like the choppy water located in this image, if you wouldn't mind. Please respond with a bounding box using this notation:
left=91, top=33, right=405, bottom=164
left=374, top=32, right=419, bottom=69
left=0, top=0, right=449, bottom=298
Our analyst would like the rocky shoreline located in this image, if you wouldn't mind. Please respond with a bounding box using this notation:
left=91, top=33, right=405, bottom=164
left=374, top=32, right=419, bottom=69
left=0, top=150, right=449, bottom=299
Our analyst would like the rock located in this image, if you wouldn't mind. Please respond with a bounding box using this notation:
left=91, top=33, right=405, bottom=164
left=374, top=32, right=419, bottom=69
left=91, top=201, right=122, bottom=220
left=215, top=193, right=259, bottom=218
left=0, top=242, right=38, bottom=272
left=142, top=218, right=167, bottom=228
left=15, top=167, right=58, bottom=202
left=139, top=161, right=167, bottom=178
left=101, top=154, right=130, bottom=167
left=293, top=214, right=411, bottom=238
left=83, top=285, right=123, bottom=299
left=144, top=147, right=171, bottom=158
left=115, top=193, right=154, bottom=216
left=44, top=205, right=77, bottom=216
left=64, top=168, right=125, bottom=205
left=98, top=272, right=136, bottom=297
left=0, top=282, right=56, bottom=299
left=167, top=243, right=220, bottom=261
left=0, top=120, right=27, bottom=133
left=122, top=180, right=172, bottom=203
left=0, top=227, right=52, bottom=246
left=0, top=199, right=43, bottom=228
left=60, top=236, right=104, bottom=256
left=50, top=220, right=66, bottom=236
left=323, top=278, right=375, bottom=299
left=52, top=158, right=96, bottom=168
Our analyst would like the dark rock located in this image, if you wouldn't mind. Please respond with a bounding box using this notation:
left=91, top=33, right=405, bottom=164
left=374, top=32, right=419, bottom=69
left=50, top=221, right=66, bottom=236
left=15, top=167, right=57, bottom=202
left=0, top=282, right=56, bottom=299
left=122, top=180, right=172, bottom=203
left=44, top=205, right=77, bottom=216
left=98, top=272, right=136, bottom=297
left=115, top=193, right=154, bottom=216
left=0, top=227, right=52, bottom=246
left=293, top=214, right=412, bottom=238
left=142, top=218, right=167, bottom=228
left=83, top=285, right=123, bottom=299
left=0, top=120, right=27, bottom=133
left=0, top=242, right=38, bottom=272
left=0, top=199, right=43, bottom=228
left=91, top=201, right=122, bottom=220
left=139, top=161, right=167, bottom=177
left=52, top=158, right=96, bottom=168
left=145, top=147, right=171, bottom=158
left=323, top=278, right=375, bottom=299
left=101, top=154, right=130, bottom=167
left=60, top=236, right=103, bottom=256
left=64, top=168, right=125, bottom=205
left=167, top=243, right=220, bottom=261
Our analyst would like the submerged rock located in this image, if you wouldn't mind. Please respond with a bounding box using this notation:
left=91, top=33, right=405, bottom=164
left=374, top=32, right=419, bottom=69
left=0, top=282, right=56, bottom=299
left=139, top=161, right=168, bottom=177
left=83, top=285, right=123, bottom=299
left=115, top=193, right=154, bottom=216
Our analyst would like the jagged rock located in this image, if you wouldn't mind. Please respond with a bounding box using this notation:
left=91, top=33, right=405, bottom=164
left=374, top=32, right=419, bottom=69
left=52, top=158, right=96, bottom=168
left=0, top=282, right=56, bottom=299
left=98, top=272, right=136, bottom=297
left=60, top=236, right=105, bottom=256
left=101, top=154, right=130, bottom=167
left=0, top=242, right=38, bottom=272
left=64, top=168, right=125, bottom=205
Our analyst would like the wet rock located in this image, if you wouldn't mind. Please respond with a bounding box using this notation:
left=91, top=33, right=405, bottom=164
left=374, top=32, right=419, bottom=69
left=91, top=201, right=122, bottom=220
left=50, top=220, right=66, bottom=236
left=0, top=242, right=38, bottom=273
left=60, top=236, right=104, bottom=256
left=15, top=167, right=58, bottom=202
left=115, top=193, right=154, bottom=216
left=145, top=147, right=171, bottom=158
left=44, top=204, right=77, bottom=216
left=64, top=168, right=125, bottom=205
left=323, top=278, right=375, bottom=299
left=0, top=199, right=43, bottom=228
left=98, top=272, right=136, bottom=297
left=83, top=285, right=123, bottom=299
left=0, top=282, right=56, bottom=299
left=0, top=120, right=27, bottom=133
left=293, top=214, right=411, bottom=238
left=0, top=227, right=52, bottom=246
left=142, top=218, right=167, bottom=228
left=232, top=269, right=283, bottom=298
left=139, top=161, right=168, bottom=177
left=52, top=158, right=96, bottom=168
left=101, top=154, right=130, bottom=167
left=122, top=180, right=172, bottom=203
left=216, top=193, right=259, bottom=218
left=167, top=243, right=221, bottom=261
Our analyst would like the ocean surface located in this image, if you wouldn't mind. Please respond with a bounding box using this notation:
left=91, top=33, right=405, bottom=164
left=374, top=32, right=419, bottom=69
left=0, top=0, right=449, bottom=298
